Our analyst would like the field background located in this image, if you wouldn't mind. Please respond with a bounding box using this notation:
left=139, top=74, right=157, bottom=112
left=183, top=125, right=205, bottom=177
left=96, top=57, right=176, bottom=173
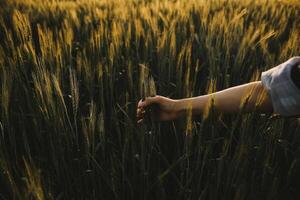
left=0, top=0, right=300, bottom=199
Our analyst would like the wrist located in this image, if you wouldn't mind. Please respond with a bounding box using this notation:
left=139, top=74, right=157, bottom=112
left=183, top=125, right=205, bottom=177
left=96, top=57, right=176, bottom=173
left=175, top=98, right=199, bottom=115
left=178, top=96, right=210, bottom=115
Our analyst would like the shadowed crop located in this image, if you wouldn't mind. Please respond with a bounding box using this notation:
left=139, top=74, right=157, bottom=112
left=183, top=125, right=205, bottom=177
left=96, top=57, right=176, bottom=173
left=0, top=0, right=299, bottom=199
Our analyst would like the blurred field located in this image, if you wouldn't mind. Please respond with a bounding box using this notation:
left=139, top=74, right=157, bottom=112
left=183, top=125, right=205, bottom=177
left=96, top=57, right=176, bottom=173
left=0, top=0, right=300, bottom=199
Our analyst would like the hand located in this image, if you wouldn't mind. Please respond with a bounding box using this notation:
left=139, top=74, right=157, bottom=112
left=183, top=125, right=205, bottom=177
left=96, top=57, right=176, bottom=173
left=136, top=95, right=181, bottom=123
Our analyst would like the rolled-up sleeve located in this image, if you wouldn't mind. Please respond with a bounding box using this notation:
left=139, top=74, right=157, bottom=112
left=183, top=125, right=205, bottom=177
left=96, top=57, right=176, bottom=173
left=261, top=57, right=300, bottom=116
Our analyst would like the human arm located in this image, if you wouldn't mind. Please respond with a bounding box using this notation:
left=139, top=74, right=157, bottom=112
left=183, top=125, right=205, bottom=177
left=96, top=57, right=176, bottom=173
left=137, top=57, right=300, bottom=122
left=137, top=81, right=273, bottom=123
left=176, top=81, right=273, bottom=115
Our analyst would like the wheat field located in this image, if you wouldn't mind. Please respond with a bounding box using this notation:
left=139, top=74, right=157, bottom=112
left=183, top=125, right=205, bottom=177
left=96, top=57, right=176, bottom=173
left=0, top=0, right=300, bottom=199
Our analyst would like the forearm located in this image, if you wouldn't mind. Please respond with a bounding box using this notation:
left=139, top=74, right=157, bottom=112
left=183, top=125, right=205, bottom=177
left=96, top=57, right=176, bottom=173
left=176, top=81, right=273, bottom=115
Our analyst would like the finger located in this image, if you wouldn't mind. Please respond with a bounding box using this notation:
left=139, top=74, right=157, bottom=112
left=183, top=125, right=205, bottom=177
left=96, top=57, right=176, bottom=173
left=136, top=115, right=143, bottom=122
left=137, top=119, right=143, bottom=124
left=136, top=108, right=145, bottom=115
left=137, top=99, right=144, bottom=108
left=137, top=107, right=144, bottom=113
left=136, top=110, right=146, bottom=119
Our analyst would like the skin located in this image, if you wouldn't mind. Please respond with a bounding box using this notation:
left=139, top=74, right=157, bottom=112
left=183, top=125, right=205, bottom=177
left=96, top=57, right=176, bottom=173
left=137, top=81, right=272, bottom=123
left=137, top=57, right=300, bottom=123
